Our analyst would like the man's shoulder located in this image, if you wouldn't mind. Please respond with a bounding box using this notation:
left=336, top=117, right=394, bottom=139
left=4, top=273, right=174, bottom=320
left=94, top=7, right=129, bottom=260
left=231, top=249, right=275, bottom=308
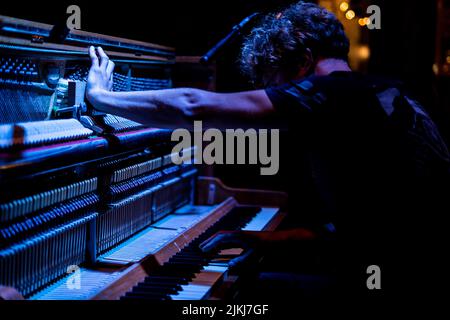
left=265, top=72, right=406, bottom=115
left=296, top=72, right=404, bottom=95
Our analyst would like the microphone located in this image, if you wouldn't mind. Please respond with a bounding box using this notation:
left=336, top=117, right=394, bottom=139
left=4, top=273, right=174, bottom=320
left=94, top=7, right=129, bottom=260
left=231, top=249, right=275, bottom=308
left=200, top=13, right=260, bottom=65
left=48, top=23, right=70, bottom=43
left=48, top=13, right=71, bottom=43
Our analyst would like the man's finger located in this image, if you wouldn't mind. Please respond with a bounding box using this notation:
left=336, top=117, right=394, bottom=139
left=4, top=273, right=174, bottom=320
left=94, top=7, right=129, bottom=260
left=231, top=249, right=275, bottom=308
left=200, top=232, right=244, bottom=253
left=228, top=249, right=254, bottom=270
left=97, top=47, right=109, bottom=69
left=199, top=233, right=225, bottom=252
left=89, top=46, right=99, bottom=67
left=106, top=60, right=115, bottom=77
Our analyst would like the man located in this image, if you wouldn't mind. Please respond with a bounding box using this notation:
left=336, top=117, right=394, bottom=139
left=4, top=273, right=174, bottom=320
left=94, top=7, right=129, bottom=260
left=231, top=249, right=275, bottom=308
left=87, top=2, right=449, bottom=298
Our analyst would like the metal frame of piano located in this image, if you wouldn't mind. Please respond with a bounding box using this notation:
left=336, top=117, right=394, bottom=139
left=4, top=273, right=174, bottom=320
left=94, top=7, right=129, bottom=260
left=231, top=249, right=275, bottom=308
left=0, top=15, right=287, bottom=300
left=0, top=175, right=287, bottom=300
left=38, top=182, right=287, bottom=301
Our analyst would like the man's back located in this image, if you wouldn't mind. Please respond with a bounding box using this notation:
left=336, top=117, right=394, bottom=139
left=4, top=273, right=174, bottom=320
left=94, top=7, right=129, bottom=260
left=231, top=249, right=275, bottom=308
left=265, top=71, right=450, bottom=295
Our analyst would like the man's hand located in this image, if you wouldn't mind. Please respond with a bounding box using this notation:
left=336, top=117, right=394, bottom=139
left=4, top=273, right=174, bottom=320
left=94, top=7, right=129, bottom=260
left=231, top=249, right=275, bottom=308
left=86, top=46, right=115, bottom=109
left=199, top=228, right=319, bottom=269
left=81, top=45, right=276, bottom=130
left=199, top=230, right=263, bottom=270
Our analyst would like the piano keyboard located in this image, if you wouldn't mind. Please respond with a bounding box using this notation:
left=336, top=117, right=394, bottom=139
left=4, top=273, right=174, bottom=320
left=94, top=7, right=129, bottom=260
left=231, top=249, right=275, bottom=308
left=26, top=203, right=280, bottom=300
left=242, top=208, right=280, bottom=231
left=121, top=206, right=277, bottom=300
left=158, top=208, right=280, bottom=300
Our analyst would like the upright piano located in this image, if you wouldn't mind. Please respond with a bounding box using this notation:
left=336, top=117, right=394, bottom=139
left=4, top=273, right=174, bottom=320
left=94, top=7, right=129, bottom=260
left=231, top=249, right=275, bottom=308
left=0, top=15, right=287, bottom=300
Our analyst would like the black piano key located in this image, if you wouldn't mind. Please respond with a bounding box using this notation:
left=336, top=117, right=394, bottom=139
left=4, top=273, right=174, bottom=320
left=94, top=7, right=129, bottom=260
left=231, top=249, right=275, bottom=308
left=135, top=283, right=180, bottom=294
left=144, top=275, right=190, bottom=285
left=121, top=206, right=261, bottom=300
left=122, top=292, right=171, bottom=300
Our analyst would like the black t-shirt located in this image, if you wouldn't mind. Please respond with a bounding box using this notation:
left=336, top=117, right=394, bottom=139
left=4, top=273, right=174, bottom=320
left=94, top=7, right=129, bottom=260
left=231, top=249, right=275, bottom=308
left=265, top=71, right=450, bottom=292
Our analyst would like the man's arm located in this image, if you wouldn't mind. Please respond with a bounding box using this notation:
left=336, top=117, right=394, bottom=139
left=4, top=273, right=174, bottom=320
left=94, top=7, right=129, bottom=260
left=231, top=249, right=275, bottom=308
left=200, top=228, right=319, bottom=253
left=86, top=46, right=277, bottom=130
left=196, top=228, right=321, bottom=269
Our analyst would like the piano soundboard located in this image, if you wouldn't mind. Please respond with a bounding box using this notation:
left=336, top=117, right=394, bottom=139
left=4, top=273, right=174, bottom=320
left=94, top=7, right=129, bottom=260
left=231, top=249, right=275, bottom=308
left=0, top=15, right=287, bottom=300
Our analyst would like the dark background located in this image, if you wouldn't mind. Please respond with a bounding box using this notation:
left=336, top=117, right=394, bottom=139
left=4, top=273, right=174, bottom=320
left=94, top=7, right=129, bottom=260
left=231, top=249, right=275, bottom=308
left=2, top=0, right=448, bottom=188
left=1, top=0, right=443, bottom=91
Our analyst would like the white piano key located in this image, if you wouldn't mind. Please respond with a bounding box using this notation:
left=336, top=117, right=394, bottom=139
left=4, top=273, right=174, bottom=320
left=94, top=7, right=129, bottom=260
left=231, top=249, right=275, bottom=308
left=202, top=264, right=229, bottom=273
left=164, top=207, right=281, bottom=300
left=241, top=208, right=279, bottom=231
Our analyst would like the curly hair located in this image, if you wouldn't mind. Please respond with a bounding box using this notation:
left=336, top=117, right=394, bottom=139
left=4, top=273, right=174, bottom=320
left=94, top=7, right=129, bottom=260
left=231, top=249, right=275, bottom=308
left=240, top=1, right=350, bottom=86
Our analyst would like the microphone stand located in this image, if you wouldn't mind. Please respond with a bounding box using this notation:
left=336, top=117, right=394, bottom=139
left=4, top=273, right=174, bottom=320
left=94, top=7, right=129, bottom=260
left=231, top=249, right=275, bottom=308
left=200, top=13, right=260, bottom=65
